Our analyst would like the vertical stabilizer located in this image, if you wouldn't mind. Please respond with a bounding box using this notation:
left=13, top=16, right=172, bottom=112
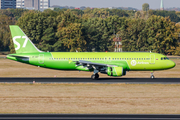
left=9, top=25, right=42, bottom=53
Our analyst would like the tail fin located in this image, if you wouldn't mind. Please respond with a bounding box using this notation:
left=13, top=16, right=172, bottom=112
left=9, top=25, right=42, bottom=53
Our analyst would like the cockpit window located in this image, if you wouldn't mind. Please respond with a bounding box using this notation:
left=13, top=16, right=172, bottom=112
left=161, top=57, right=169, bottom=60
left=164, top=57, right=169, bottom=60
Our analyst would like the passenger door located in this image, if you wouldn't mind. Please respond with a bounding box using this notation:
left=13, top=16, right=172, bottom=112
left=150, top=54, right=155, bottom=64
left=39, top=54, right=44, bottom=64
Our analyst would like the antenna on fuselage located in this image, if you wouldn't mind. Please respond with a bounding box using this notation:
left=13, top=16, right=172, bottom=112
left=76, top=50, right=78, bottom=52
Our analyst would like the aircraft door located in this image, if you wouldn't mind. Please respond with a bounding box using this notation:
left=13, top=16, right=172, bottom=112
left=150, top=54, right=155, bottom=64
left=39, top=54, right=44, bottom=64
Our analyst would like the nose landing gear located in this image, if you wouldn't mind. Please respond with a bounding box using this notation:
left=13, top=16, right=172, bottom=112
left=150, top=71, right=155, bottom=79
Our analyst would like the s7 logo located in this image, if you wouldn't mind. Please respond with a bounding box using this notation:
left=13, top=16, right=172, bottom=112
left=13, top=36, right=28, bottom=50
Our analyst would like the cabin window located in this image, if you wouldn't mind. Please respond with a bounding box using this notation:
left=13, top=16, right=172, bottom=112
left=134, top=58, right=136, bottom=60
left=137, top=58, right=138, bottom=60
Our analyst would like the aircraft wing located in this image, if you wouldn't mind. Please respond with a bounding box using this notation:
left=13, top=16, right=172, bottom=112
left=75, top=60, right=117, bottom=69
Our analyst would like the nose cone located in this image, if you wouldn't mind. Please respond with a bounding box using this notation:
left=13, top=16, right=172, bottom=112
left=169, top=60, right=176, bottom=69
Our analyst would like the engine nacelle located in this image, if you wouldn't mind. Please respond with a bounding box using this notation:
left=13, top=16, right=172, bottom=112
left=107, top=67, right=124, bottom=77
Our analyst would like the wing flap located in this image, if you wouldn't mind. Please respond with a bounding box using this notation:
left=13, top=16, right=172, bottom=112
left=76, top=60, right=117, bottom=67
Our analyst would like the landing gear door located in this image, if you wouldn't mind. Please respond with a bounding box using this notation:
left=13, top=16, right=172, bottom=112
left=150, top=54, right=155, bottom=64
left=39, top=54, right=44, bottom=64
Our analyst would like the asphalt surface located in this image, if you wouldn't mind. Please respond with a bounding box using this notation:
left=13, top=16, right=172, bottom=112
left=0, top=114, right=180, bottom=120
left=0, top=77, right=180, bottom=84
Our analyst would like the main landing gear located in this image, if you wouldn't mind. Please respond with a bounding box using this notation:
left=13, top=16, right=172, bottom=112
left=91, top=69, right=99, bottom=80
left=91, top=73, right=99, bottom=80
left=150, top=71, right=155, bottom=79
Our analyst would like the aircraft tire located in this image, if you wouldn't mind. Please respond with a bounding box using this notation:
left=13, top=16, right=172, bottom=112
left=151, top=75, right=155, bottom=79
left=91, top=73, right=99, bottom=80
left=95, top=73, right=99, bottom=79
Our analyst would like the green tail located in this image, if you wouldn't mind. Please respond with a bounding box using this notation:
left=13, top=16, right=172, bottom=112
left=9, top=25, right=42, bottom=53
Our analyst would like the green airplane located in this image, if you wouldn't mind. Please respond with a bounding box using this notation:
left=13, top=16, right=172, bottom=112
left=7, top=25, right=176, bottom=79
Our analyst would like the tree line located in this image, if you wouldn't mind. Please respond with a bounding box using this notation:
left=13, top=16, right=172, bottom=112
left=0, top=8, right=180, bottom=55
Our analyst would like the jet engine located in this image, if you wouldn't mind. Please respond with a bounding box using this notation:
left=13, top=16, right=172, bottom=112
left=107, top=67, right=125, bottom=77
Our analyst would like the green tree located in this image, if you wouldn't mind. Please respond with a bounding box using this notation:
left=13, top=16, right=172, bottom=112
left=16, top=10, right=58, bottom=51
left=0, top=15, right=14, bottom=52
left=56, top=23, right=86, bottom=52
left=145, top=15, right=179, bottom=55
left=142, top=3, right=149, bottom=12
left=152, top=10, right=180, bottom=23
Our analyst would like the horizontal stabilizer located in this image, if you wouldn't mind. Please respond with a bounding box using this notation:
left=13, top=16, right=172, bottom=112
left=7, top=55, right=29, bottom=61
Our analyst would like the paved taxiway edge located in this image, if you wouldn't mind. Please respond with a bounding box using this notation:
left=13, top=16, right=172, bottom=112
left=0, top=78, right=179, bottom=84
left=0, top=114, right=180, bottom=120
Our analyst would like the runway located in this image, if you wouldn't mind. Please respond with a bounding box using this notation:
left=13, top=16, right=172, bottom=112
left=0, top=114, right=180, bottom=120
left=0, top=77, right=180, bottom=84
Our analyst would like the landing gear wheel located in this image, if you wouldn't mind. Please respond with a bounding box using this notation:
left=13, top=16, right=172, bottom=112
left=150, top=71, right=155, bottom=79
left=151, top=75, right=155, bottom=79
left=95, top=73, right=99, bottom=79
left=91, top=73, right=99, bottom=80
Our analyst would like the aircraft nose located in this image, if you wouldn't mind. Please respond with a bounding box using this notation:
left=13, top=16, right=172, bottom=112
left=169, top=60, right=176, bottom=68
